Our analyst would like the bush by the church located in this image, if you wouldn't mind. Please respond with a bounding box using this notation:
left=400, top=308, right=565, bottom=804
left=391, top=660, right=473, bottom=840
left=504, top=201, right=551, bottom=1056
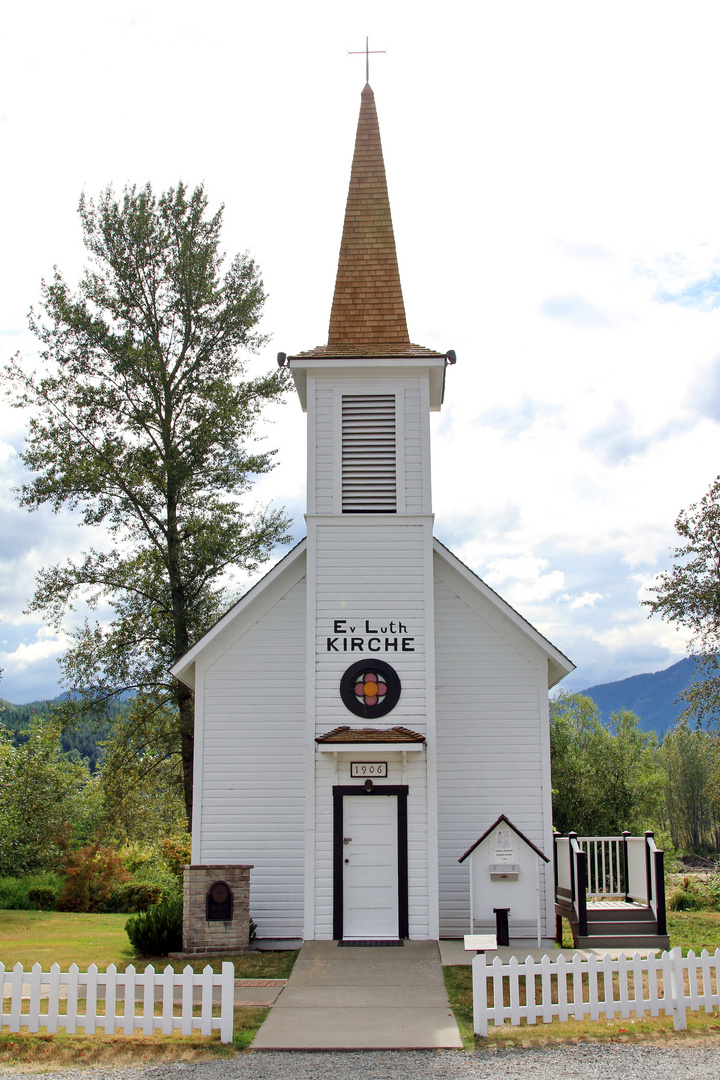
left=161, top=835, right=191, bottom=881
left=125, top=893, right=183, bottom=956
left=103, top=880, right=166, bottom=913
left=0, top=873, right=62, bottom=910
left=56, top=844, right=130, bottom=913
left=27, top=884, right=58, bottom=910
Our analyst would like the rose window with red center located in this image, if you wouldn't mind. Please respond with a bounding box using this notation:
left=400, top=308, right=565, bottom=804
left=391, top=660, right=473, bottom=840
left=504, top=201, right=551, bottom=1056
left=354, top=672, right=387, bottom=708
left=340, top=659, right=401, bottom=719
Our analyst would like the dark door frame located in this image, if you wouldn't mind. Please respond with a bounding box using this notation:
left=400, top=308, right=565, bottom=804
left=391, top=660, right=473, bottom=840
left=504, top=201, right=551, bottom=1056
left=332, top=784, right=409, bottom=940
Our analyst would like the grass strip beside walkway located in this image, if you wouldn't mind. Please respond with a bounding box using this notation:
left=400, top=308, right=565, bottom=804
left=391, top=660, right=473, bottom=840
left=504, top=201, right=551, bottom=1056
left=0, top=909, right=298, bottom=1064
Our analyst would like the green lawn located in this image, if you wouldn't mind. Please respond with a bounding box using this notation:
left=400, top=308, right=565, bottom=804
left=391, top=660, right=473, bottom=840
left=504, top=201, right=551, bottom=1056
left=0, top=909, right=296, bottom=977
left=447, top=910, right=720, bottom=1048
left=0, top=910, right=298, bottom=1065
left=668, top=911, right=720, bottom=954
left=0, top=910, right=134, bottom=971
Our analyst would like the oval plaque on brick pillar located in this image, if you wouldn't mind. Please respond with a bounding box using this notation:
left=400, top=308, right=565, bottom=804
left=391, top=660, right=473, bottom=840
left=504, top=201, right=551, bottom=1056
left=206, top=881, right=233, bottom=921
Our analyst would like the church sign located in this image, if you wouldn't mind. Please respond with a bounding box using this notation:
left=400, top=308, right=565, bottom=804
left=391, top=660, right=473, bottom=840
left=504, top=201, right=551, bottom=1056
left=326, top=618, right=415, bottom=653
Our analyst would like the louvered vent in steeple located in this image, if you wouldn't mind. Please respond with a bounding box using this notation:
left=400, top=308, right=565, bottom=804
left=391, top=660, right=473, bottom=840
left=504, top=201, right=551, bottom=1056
left=341, top=394, right=397, bottom=513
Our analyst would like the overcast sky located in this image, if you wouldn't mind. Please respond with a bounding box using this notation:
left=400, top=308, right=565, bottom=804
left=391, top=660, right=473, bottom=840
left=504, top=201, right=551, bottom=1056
left=2, top=0, right=719, bottom=704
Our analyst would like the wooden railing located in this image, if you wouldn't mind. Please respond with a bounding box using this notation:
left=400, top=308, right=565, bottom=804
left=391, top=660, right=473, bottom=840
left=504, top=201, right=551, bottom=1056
left=554, top=831, right=666, bottom=938
left=554, top=833, right=588, bottom=935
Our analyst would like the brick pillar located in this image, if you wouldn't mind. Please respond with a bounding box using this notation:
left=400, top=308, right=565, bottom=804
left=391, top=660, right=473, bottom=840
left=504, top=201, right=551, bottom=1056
left=182, top=865, right=253, bottom=955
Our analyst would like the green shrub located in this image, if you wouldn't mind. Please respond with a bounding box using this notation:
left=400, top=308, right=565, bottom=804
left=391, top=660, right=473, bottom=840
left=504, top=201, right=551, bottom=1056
left=103, top=881, right=165, bottom=913
left=57, top=844, right=130, bottom=913
left=161, top=835, right=191, bottom=882
left=667, top=874, right=720, bottom=912
left=0, top=873, right=63, bottom=910
left=703, top=871, right=720, bottom=910
left=27, top=885, right=57, bottom=910
left=0, top=877, right=33, bottom=910
left=668, top=887, right=702, bottom=911
left=125, top=894, right=183, bottom=956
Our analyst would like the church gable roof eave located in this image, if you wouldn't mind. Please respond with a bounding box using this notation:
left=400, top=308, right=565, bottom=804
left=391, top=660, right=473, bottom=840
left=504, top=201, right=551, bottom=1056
left=288, top=353, right=448, bottom=412
left=170, top=538, right=307, bottom=689
left=432, top=537, right=575, bottom=688
left=288, top=345, right=446, bottom=361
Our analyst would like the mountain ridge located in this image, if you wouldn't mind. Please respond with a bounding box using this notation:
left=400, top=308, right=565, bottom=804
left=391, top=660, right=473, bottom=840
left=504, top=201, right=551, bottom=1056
left=579, top=656, right=698, bottom=735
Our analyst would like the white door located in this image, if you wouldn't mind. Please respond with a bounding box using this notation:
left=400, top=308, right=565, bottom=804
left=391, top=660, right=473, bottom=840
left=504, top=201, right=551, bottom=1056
left=342, top=795, right=399, bottom=939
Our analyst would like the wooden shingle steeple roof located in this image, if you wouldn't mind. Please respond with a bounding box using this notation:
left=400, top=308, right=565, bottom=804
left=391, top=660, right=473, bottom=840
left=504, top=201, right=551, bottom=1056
left=293, top=84, right=443, bottom=361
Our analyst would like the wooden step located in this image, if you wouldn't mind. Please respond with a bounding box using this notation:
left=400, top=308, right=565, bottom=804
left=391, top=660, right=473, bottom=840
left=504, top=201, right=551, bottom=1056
left=586, top=920, right=657, bottom=936
left=556, top=900, right=668, bottom=951
left=575, top=934, right=670, bottom=950
left=586, top=907, right=655, bottom=923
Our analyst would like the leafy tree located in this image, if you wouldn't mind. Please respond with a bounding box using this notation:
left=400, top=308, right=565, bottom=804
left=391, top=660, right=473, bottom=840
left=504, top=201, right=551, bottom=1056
left=95, top=699, right=187, bottom=847
left=645, top=477, right=720, bottom=725
left=550, top=692, right=663, bottom=835
left=662, top=722, right=720, bottom=852
left=3, top=183, right=290, bottom=828
left=550, top=692, right=606, bottom=834
left=602, top=708, right=664, bottom=834
left=0, top=718, right=92, bottom=875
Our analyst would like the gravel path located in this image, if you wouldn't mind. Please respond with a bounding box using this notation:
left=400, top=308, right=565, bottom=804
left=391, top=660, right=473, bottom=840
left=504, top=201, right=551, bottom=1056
left=6, top=1044, right=720, bottom=1080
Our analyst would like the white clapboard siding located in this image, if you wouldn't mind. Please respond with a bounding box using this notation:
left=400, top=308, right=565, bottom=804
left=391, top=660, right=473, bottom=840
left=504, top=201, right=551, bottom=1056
left=315, top=386, right=335, bottom=514
left=406, top=765, right=431, bottom=937
left=434, top=570, right=549, bottom=938
left=199, top=579, right=306, bottom=939
left=314, top=523, right=429, bottom=732
left=402, top=384, right=425, bottom=514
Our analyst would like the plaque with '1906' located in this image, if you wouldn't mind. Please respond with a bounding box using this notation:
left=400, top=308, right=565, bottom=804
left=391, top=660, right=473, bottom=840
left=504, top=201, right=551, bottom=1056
left=350, top=762, right=388, bottom=778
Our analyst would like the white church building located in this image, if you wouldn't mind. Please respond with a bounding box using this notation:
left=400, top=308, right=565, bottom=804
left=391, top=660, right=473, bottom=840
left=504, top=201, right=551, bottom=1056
left=172, top=83, right=574, bottom=946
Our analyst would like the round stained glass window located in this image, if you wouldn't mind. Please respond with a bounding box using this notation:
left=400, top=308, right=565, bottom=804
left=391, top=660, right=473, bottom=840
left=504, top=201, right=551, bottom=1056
left=339, top=659, right=401, bottom=719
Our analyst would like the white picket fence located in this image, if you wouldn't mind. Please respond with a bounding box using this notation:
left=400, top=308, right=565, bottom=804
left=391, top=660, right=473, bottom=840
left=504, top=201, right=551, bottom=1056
left=472, top=947, right=720, bottom=1036
left=0, top=961, right=234, bottom=1043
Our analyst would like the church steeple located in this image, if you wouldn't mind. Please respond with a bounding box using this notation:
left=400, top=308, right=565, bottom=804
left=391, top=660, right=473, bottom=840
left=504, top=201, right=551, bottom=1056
left=328, top=83, right=409, bottom=349
left=292, top=84, right=443, bottom=361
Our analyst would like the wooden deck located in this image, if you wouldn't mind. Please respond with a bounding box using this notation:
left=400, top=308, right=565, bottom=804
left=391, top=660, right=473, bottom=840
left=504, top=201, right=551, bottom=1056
left=586, top=899, right=650, bottom=911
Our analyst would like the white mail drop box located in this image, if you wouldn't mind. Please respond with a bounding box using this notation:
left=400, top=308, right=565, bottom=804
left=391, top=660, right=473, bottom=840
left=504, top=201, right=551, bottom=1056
left=458, top=814, right=549, bottom=945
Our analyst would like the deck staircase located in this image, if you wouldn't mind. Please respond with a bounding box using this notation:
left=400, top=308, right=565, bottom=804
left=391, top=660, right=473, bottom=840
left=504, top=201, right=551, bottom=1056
left=555, top=832, right=669, bottom=951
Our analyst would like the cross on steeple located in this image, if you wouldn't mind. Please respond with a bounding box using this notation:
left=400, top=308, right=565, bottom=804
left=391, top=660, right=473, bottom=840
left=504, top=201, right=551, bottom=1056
left=348, top=36, right=386, bottom=83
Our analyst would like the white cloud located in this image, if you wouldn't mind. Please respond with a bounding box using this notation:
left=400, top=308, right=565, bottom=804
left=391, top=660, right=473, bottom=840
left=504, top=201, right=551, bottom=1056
left=4, top=0, right=720, bottom=697
left=483, top=555, right=565, bottom=605
left=539, top=294, right=615, bottom=330
left=565, top=592, right=605, bottom=611
left=0, top=626, right=68, bottom=673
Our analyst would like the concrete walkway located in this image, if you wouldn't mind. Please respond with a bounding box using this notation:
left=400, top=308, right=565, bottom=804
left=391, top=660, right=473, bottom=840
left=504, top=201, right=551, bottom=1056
left=252, top=940, right=462, bottom=1050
